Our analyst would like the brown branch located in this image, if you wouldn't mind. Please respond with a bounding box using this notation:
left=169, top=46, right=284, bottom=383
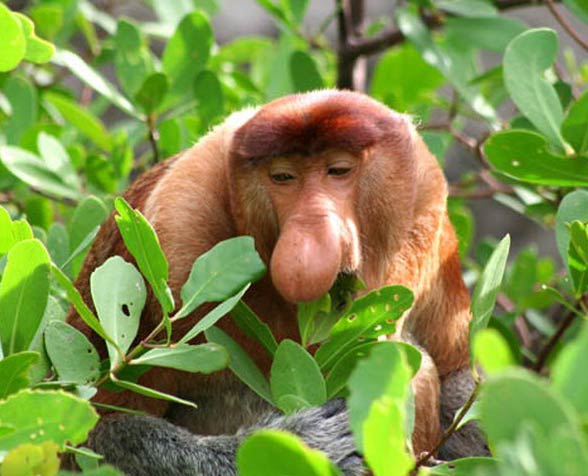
left=496, top=293, right=532, bottom=349
left=545, top=0, right=588, bottom=52
left=532, top=307, right=577, bottom=372
left=411, top=383, right=480, bottom=474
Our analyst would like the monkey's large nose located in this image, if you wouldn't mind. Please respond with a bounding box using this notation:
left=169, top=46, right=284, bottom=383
left=270, top=216, right=342, bottom=303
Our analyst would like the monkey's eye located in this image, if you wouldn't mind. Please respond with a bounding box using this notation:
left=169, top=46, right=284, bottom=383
left=270, top=172, right=295, bottom=183
left=327, top=167, right=352, bottom=177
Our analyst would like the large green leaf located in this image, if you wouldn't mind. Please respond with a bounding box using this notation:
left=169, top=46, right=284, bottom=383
left=194, top=70, right=224, bottom=125
left=270, top=340, right=326, bottom=414
left=503, top=29, right=565, bottom=148
left=3, top=76, right=37, bottom=145
left=315, top=286, right=413, bottom=371
left=44, top=92, right=112, bottom=152
left=0, top=352, right=40, bottom=399
left=0, top=240, right=50, bottom=355
left=114, top=19, right=153, bottom=98
left=131, top=343, right=228, bottom=373
left=177, top=237, right=266, bottom=319
left=555, top=190, right=588, bottom=272
left=485, top=130, right=588, bottom=186
left=0, top=4, right=26, bottom=72
left=14, top=12, right=54, bottom=64
left=436, top=0, right=497, bottom=16
left=114, top=197, right=174, bottom=315
left=562, top=92, right=588, bottom=155
left=237, top=430, right=338, bottom=476
left=90, top=256, right=146, bottom=368
left=205, top=326, right=272, bottom=404
left=469, top=235, right=510, bottom=349
left=445, top=17, right=526, bottom=53
left=134, top=72, right=169, bottom=115
left=44, top=321, right=100, bottom=385
left=0, top=146, right=83, bottom=201
left=0, top=389, right=98, bottom=451
left=37, top=132, right=80, bottom=192
left=231, top=301, right=278, bottom=357
left=162, top=12, right=213, bottom=100
left=289, top=51, right=324, bottom=93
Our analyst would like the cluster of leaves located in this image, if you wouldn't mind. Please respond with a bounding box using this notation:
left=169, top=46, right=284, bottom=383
left=1, top=0, right=588, bottom=475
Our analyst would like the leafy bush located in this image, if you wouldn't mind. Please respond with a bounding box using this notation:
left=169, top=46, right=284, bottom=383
left=1, top=1, right=588, bottom=475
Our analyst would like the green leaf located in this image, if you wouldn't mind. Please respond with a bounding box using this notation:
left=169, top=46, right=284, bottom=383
left=479, top=371, right=584, bottom=452
left=14, top=13, right=54, bottom=64
left=563, top=0, right=588, bottom=23
left=289, top=51, right=324, bottom=93
left=44, top=92, right=112, bottom=152
left=134, top=73, right=169, bottom=115
left=50, top=264, right=112, bottom=347
left=1, top=441, right=60, bottom=476
left=255, top=1, right=289, bottom=27
left=114, top=197, right=174, bottom=315
left=485, top=130, right=588, bottom=186
left=552, top=321, right=588, bottom=418
left=51, top=49, right=140, bottom=119
left=325, top=341, right=381, bottom=399
left=90, top=256, right=146, bottom=368
left=205, top=326, right=272, bottom=404
left=194, top=70, right=224, bottom=125
left=37, top=132, right=80, bottom=192
left=0, top=146, right=83, bottom=201
left=0, top=352, right=40, bottom=399
left=162, top=12, right=213, bottom=100
left=0, top=4, right=26, bottom=72
left=371, top=43, right=444, bottom=111
left=469, top=235, right=510, bottom=349
left=473, top=328, right=514, bottom=375
left=503, top=28, right=565, bottom=148
left=281, top=0, right=309, bottom=24
left=114, top=19, right=153, bottom=98
left=179, top=285, right=250, bottom=344
left=436, top=0, right=497, bottom=16
left=347, top=342, right=412, bottom=452
left=0, top=389, right=98, bottom=451
left=68, top=196, right=108, bottom=278
left=231, top=301, right=278, bottom=357
left=567, top=220, right=588, bottom=295
left=3, top=76, right=38, bottom=145
left=44, top=321, right=100, bottom=384
left=0, top=208, right=33, bottom=256
left=177, top=237, right=266, bottom=319
left=315, top=286, right=413, bottom=371
left=445, top=17, right=526, bottom=53
left=396, top=6, right=496, bottom=123
left=562, top=92, right=588, bottom=155
left=448, top=201, right=474, bottom=259
left=131, top=343, right=228, bottom=373
left=110, top=375, right=197, bottom=409
left=237, top=430, right=338, bottom=476
left=270, top=340, right=326, bottom=414
left=0, top=240, right=50, bottom=355
left=556, top=190, right=588, bottom=273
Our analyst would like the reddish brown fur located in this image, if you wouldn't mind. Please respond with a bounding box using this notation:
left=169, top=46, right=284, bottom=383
left=68, top=90, right=471, bottom=454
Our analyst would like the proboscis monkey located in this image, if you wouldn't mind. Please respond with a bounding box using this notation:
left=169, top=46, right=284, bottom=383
left=68, top=90, right=485, bottom=476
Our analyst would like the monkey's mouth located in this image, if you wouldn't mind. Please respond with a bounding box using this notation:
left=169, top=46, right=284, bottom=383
left=329, top=272, right=364, bottom=312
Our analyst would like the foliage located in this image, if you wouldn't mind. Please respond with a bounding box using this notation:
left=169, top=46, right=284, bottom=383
left=0, top=1, right=588, bottom=475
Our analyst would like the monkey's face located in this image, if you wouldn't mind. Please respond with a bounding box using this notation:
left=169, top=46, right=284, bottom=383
left=259, top=150, right=362, bottom=303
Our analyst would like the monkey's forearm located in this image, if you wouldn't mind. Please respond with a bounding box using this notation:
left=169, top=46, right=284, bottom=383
left=88, top=400, right=363, bottom=476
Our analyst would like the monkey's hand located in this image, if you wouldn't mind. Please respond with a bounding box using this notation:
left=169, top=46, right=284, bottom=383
left=88, top=399, right=364, bottom=476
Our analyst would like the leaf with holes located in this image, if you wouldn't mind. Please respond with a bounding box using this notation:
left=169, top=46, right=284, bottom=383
left=270, top=340, right=326, bottom=414
left=314, top=286, right=413, bottom=371
left=44, top=321, right=100, bottom=384
left=485, top=130, right=588, bottom=187
left=90, top=256, right=146, bottom=368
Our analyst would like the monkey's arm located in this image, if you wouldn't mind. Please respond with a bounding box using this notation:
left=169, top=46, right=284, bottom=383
left=88, top=399, right=364, bottom=476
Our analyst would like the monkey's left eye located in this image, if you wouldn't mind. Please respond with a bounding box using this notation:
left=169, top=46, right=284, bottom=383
left=271, top=172, right=295, bottom=183
left=327, top=167, right=352, bottom=177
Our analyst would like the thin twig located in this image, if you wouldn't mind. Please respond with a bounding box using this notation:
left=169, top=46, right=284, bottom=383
left=496, top=293, right=532, bottom=349
left=411, top=383, right=480, bottom=474
left=147, top=114, right=160, bottom=164
left=545, top=0, right=588, bottom=52
left=532, top=308, right=578, bottom=372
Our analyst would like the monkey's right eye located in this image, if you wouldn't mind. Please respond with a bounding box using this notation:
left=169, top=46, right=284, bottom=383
left=270, top=172, right=295, bottom=183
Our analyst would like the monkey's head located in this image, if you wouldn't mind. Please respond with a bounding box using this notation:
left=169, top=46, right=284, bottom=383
left=228, top=90, right=440, bottom=303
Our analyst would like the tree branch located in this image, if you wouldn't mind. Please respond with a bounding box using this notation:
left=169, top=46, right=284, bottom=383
left=545, top=0, right=588, bottom=52
left=532, top=307, right=578, bottom=372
